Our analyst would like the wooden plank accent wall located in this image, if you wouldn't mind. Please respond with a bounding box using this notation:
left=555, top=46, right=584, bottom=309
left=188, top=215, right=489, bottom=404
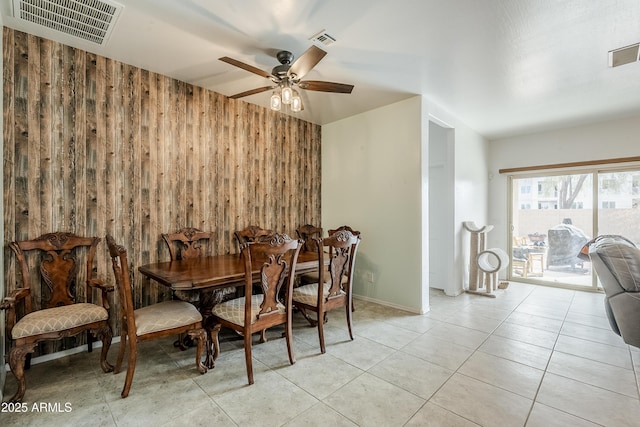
left=2, top=28, right=321, bottom=355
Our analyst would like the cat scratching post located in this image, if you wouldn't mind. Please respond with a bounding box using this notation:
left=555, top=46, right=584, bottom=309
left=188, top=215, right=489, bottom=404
left=463, top=221, right=494, bottom=293
left=475, top=248, right=510, bottom=297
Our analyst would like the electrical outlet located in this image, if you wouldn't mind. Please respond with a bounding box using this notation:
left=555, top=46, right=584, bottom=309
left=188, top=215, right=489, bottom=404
left=365, top=271, right=374, bottom=283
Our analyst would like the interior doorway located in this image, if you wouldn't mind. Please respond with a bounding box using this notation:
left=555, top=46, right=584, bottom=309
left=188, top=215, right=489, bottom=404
left=428, top=121, right=454, bottom=292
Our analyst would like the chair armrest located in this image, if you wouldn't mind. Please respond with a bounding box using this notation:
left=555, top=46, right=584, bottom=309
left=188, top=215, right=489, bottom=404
left=0, top=288, right=30, bottom=309
left=87, top=278, right=114, bottom=310
left=88, top=278, right=115, bottom=293
left=1, top=288, right=31, bottom=333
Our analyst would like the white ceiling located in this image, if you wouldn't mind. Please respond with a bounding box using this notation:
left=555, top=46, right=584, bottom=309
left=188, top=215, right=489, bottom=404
left=2, top=0, right=640, bottom=139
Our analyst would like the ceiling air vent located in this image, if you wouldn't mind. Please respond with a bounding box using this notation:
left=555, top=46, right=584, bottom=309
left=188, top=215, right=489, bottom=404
left=12, top=0, right=123, bottom=45
left=309, top=29, right=336, bottom=46
left=608, top=43, right=640, bottom=67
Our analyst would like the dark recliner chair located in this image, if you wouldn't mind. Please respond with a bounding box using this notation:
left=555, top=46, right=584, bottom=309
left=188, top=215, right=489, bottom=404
left=587, top=235, right=640, bottom=348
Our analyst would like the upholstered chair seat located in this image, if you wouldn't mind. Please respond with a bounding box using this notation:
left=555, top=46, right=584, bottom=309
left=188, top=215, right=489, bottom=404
left=12, top=303, right=108, bottom=339
left=133, top=301, right=202, bottom=336
left=292, top=282, right=345, bottom=307
left=212, top=295, right=285, bottom=326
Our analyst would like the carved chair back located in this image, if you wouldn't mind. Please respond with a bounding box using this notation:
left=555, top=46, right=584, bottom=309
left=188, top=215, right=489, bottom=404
left=296, top=224, right=323, bottom=253
left=327, top=225, right=361, bottom=238
left=241, top=234, right=302, bottom=319
left=327, top=225, right=361, bottom=273
left=234, top=225, right=273, bottom=252
left=318, top=230, right=361, bottom=303
left=10, top=232, right=101, bottom=312
left=162, top=228, right=213, bottom=260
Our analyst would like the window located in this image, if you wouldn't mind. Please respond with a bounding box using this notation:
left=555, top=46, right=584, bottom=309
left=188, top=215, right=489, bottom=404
left=509, top=166, right=640, bottom=290
left=538, top=201, right=557, bottom=209
left=601, top=178, right=615, bottom=190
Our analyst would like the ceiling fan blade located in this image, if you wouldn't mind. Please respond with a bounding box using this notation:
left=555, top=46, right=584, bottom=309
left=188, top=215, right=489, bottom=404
left=228, top=86, right=274, bottom=99
left=219, top=56, right=274, bottom=79
left=299, top=80, right=354, bottom=94
left=288, top=46, right=327, bottom=80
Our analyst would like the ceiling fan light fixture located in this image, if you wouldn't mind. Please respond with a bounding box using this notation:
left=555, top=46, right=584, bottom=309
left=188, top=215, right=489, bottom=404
left=281, top=85, right=293, bottom=105
left=291, top=91, right=302, bottom=112
left=270, top=91, right=282, bottom=111
left=220, top=45, right=353, bottom=114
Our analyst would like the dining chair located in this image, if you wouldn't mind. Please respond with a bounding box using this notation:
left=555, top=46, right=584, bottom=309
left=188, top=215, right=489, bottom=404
left=233, top=225, right=276, bottom=340
left=209, top=234, right=302, bottom=384
left=233, top=225, right=274, bottom=252
left=162, top=227, right=215, bottom=304
left=106, top=235, right=207, bottom=398
left=0, top=232, right=114, bottom=403
left=296, top=224, right=323, bottom=253
left=328, top=225, right=361, bottom=238
left=162, top=227, right=236, bottom=349
left=162, top=227, right=214, bottom=260
left=292, top=230, right=360, bottom=353
left=296, top=224, right=324, bottom=286
left=300, top=225, right=361, bottom=312
left=328, top=226, right=361, bottom=312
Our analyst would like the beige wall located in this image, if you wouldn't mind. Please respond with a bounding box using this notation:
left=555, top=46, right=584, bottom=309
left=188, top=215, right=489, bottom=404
left=321, top=96, right=490, bottom=310
left=322, top=97, right=426, bottom=312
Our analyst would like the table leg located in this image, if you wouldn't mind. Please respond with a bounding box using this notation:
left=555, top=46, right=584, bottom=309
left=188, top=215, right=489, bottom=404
left=198, top=289, right=225, bottom=369
left=204, top=322, right=221, bottom=369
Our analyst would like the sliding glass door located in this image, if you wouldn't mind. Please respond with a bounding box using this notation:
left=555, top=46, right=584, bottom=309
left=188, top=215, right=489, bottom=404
left=509, top=166, right=640, bottom=290
left=597, top=170, right=640, bottom=237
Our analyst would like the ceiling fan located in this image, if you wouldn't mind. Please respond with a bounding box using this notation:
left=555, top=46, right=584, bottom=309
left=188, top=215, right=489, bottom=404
left=219, top=45, right=354, bottom=112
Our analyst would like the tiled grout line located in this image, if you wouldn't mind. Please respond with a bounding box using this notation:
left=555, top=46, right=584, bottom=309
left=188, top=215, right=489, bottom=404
left=417, top=285, right=621, bottom=425
left=389, top=286, right=540, bottom=425
left=521, top=288, right=576, bottom=427
left=525, top=289, right=640, bottom=426
left=438, top=286, right=543, bottom=426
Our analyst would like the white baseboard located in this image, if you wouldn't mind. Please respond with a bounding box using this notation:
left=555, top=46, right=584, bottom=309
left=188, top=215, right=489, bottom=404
left=353, top=294, right=423, bottom=314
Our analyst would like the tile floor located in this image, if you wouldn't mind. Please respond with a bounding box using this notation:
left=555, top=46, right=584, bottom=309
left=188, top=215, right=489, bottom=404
left=3, top=282, right=640, bottom=426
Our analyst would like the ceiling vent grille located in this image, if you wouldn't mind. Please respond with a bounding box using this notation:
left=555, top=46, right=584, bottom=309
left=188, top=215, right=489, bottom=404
left=12, top=0, right=123, bottom=45
left=309, top=29, right=336, bottom=46
left=608, top=43, right=640, bottom=68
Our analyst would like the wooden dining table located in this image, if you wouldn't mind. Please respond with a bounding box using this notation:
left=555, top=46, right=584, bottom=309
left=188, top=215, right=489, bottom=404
left=138, top=251, right=323, bottom=368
